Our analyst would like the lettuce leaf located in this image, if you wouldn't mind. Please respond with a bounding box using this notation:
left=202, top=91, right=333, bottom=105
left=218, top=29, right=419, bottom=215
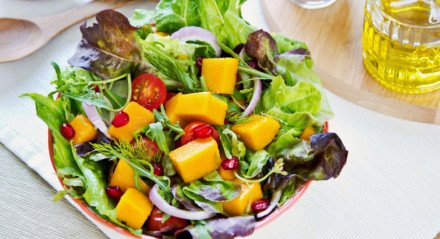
left=197, top=0, right=255, bottom=49
left=155, top=0, right=200, bottom=33
left=243, top=150, right=270, bottom=178
left=182, top=171, right=241, bottom=214
left=262, top=76, right=321, bottom=114
left=69, top=10, right=149, bottom=79
left=22, top=93, right=82, bottom=179
left=176, top=216, right=256, bottom=239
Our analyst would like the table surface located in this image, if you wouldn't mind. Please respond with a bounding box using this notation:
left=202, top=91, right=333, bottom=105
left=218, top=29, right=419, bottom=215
left=0, top=1, right=439, bottom=239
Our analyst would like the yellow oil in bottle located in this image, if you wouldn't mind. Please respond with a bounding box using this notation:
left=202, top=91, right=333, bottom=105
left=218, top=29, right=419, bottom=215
left=362, top=0, right=440, bottom=93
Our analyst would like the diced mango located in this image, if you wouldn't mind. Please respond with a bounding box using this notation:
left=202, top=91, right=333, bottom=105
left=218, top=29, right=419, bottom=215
left=222, top=182, right=263, bottom=216
left=165, top=92, right=227, bottom=126
left=202, top=58, right=239, bottom=94
left=70, top=115, right=98, bottom=145
left=116, top=188, right=153, bottom=229
left=218, top=167, right=236, bottom=181
left=300, top=126, right=316, bottom=141
left=108, top=102, right=155, bottom=142
left=232, top=115, right=280, bottom=151
left=109, top=160, right=150, bottom=193
left=169, top=137, right=221, bottom=183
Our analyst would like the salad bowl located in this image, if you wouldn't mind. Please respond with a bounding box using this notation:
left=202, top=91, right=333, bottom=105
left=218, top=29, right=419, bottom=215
left=25, top=0, right=348, bottom=237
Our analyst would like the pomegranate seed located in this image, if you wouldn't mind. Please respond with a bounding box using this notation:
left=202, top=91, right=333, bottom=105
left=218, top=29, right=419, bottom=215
left=60, top=123, right=75, bottom=140
left=251, top=198, right=270, bottom=213
left=106, top=186, right=124, bottom=201
left=153, top=163, right=164, bottom=176
left=194, top=125, right=213, bottom=139
left=221, top=156, right=239, bottom=170
left=112, top=112, right=129, bottom=128
left=196, top=57, right=203, bottom=71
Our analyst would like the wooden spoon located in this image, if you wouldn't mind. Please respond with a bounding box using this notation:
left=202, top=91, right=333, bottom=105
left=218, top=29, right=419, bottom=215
left=0, top=0, right=135, bottom=63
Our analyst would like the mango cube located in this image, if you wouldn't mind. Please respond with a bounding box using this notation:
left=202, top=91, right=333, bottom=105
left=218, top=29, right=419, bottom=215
left=109, top=160, right=150, bottom=193
left=222, top=182, right=263, bottom=216
left=169, top=137, right=221, bottom=183
left=70, top=115, right=98, bottom=145
left=218, top=167, right=236, bottom=181
left=165, top=92, right=227, bottom=126
left=116, top=188, right=153, bottom=229
left=300, top=126, right=316, bottom=141
left=108, top=102, right=155, bottom=142
left=202, top=58, right=239, bottom=94
left=232, top=115, right=280, bottom=151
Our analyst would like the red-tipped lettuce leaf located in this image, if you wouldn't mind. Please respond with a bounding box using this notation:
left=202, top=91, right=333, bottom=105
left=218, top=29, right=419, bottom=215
left=68, top=10, right=147, bottom=79
left=244, top=29, right=278, bottom=72
left=176, top=216, right=256, bottom=239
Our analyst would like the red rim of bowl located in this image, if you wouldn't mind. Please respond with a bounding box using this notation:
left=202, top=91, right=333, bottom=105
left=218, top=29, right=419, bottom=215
left=47, top=122, right=328, bottom=238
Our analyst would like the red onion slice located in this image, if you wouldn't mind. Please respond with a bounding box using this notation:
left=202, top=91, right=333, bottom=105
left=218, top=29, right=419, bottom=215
left=149, top=184, right=216, bottom=220
left=82, top=102, right=111, bottom=138
left=171, top=26, right=221, bottom=57
left=243, top=79, right=262, bottom=117
left=256, top=190, right=281, bottom=219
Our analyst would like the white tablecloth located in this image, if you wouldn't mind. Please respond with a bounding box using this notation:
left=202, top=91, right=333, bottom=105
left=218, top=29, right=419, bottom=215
left=0, top=0, right=439, bottom=238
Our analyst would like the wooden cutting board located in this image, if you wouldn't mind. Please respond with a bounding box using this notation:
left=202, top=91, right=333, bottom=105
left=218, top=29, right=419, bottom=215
left=261, top=0, right=440, bottom=124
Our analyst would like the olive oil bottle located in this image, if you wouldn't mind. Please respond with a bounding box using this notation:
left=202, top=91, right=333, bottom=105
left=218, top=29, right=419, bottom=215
left=362, top=0, right=440, bottom=93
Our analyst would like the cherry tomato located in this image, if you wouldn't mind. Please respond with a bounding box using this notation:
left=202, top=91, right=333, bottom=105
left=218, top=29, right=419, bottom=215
left=132, top=137, right=160, bottom=160
left=180, top=121, right=220, bottom=146
left=145, top=207, right=189, bottom=233
left=131, top=73, right=167, bottom=111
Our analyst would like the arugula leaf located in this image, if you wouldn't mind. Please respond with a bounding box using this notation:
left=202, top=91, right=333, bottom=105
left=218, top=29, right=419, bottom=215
left=137, top=34, right=200, bottom=92
left=69, top=10, right=150, bottom=79
left=155, top=0, right=201, bottom=33
left=143, top=122, right=171, bottom=155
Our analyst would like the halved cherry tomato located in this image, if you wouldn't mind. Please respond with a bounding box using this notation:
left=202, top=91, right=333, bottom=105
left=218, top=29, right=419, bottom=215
left=145, top=207, right=189, bottom=233
left=180, top=121, right=220, bottom=146
left=132, top=137, right=160, bottom=160
left=131, top=73, right=167, bottom=111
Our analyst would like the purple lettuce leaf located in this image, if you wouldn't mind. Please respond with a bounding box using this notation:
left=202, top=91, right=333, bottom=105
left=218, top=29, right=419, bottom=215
left=175, top=216, right=256, bottom=239
left=68, top=10, right=149, bottom=79
left=244, top=29, right=278, bottom=72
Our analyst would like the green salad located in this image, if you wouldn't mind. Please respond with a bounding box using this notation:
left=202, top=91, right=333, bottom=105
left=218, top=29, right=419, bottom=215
left=23, top=0, right=348, bottom=238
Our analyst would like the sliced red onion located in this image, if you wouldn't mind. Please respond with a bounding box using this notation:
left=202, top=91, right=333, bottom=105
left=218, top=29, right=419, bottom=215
left=243, top=79, right=262, bottom=117
left=256, top=190, right=281, bottom=219
left=82, top=102, right=111, bottom=138
left=171, top=26, right=221, bottom=57
left=149, top=184, right=216, bottom=220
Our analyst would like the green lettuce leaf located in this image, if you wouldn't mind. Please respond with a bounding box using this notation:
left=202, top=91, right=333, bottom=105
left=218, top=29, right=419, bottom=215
left=22, top=93, right=82, bottom=179
left=263, top=76, right=321, bottom=114
left=155, top=0, right=200, bottom=33
left=197, top=0, right=255, bottom=49
left=243, top=150, right=270, bottom=178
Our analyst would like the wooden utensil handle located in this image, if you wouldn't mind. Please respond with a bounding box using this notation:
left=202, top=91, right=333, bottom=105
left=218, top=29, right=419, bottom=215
left=34, top=0, right=134, bottom=36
